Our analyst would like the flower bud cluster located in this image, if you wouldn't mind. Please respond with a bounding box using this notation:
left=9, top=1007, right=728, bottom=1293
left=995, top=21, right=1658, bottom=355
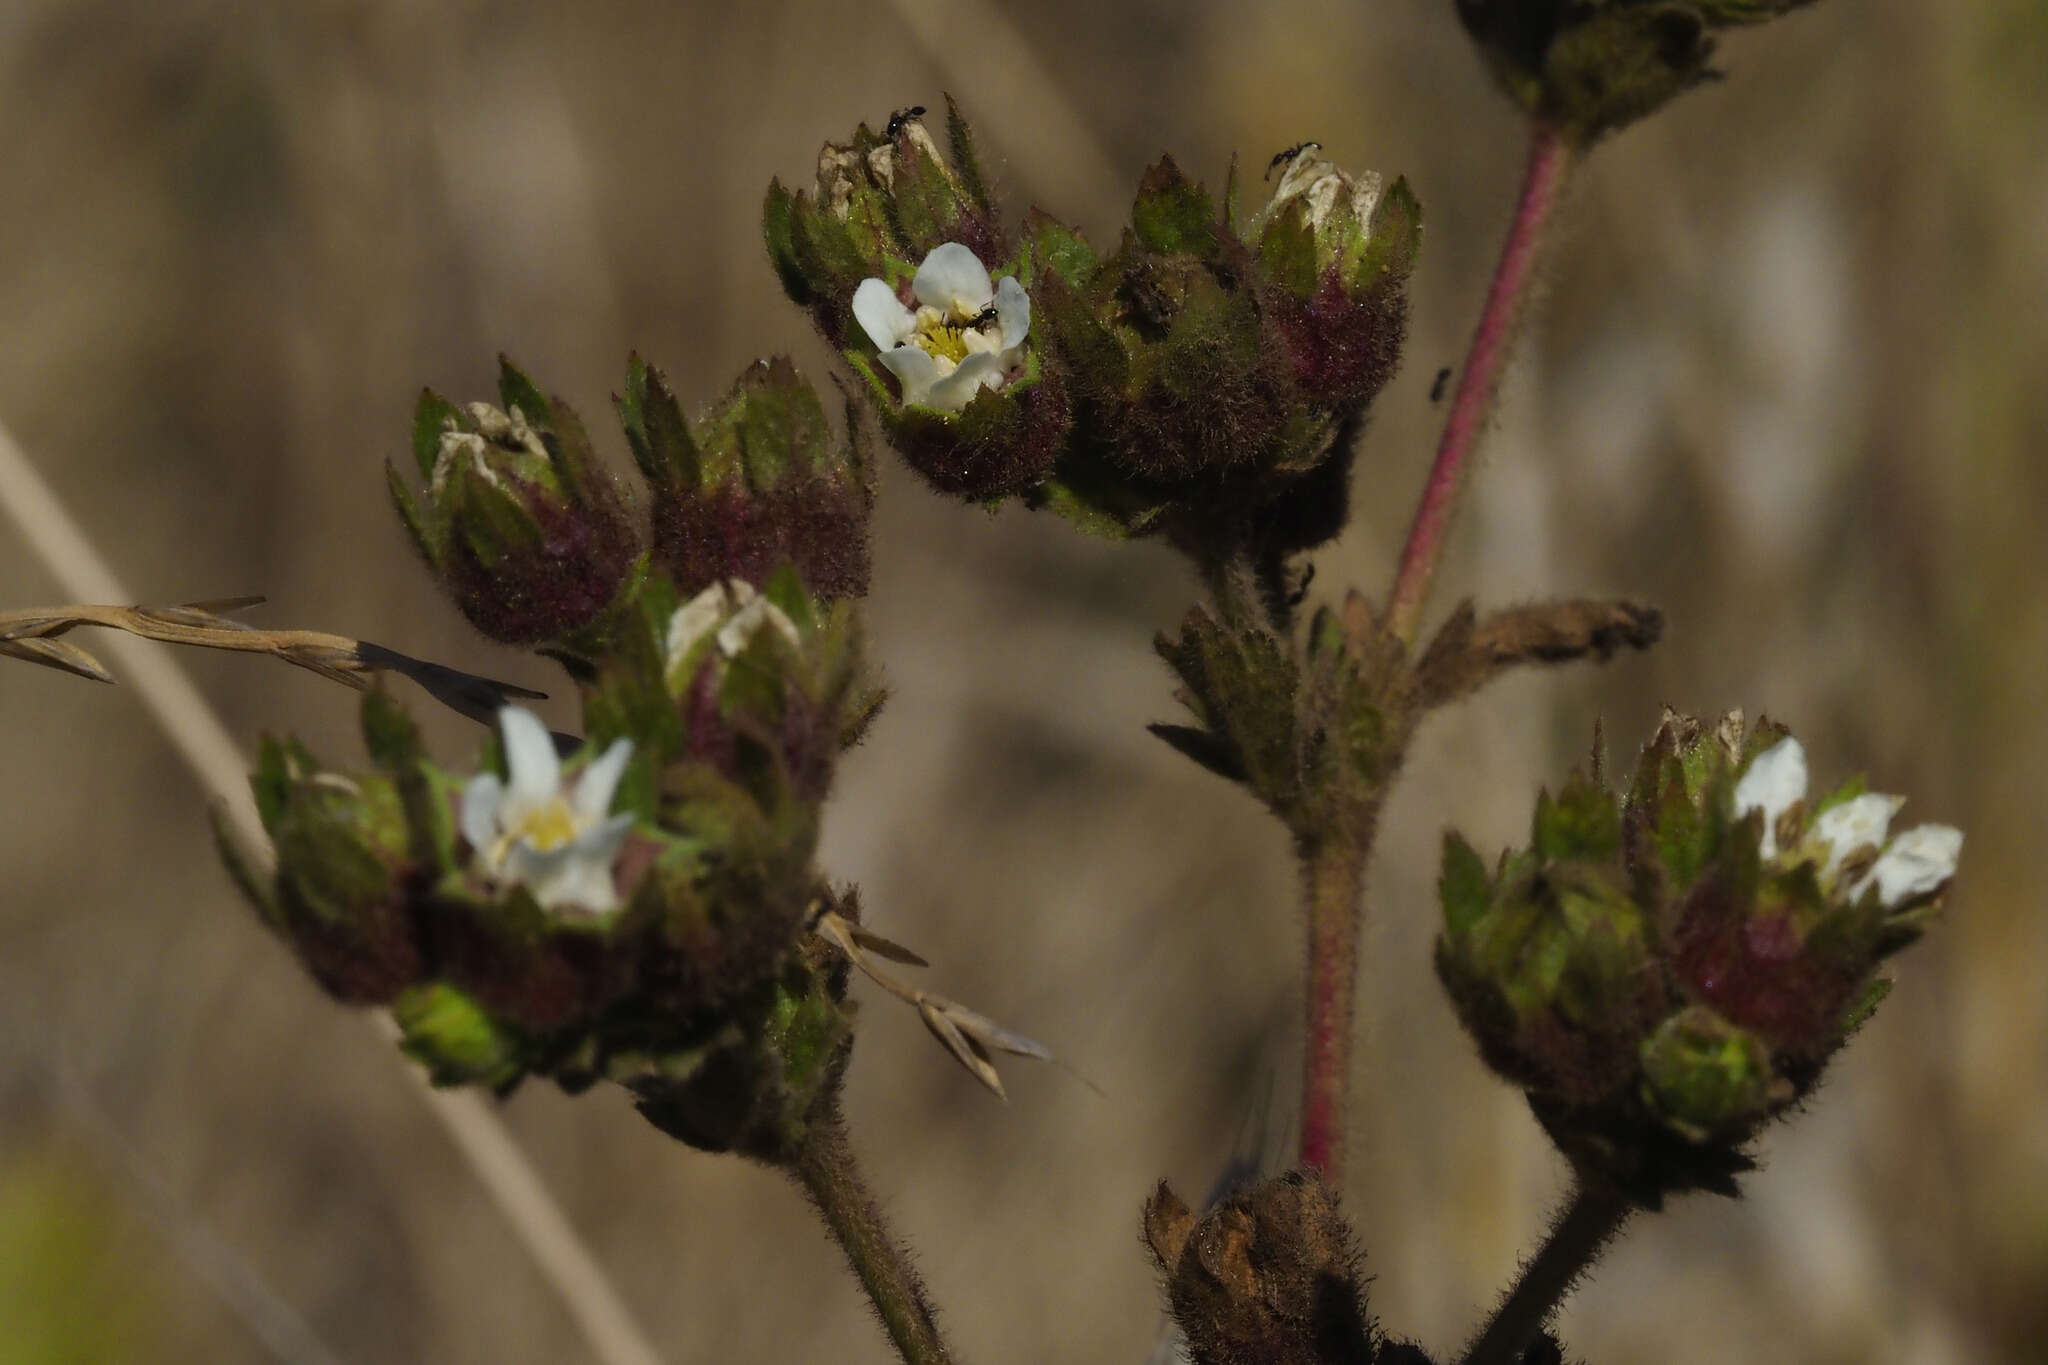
left=768, top=108, right=1420, bottom=559
left=236, top=356, right=882, bottom=1161
left=1436, top=710, right=1961, bottom=1203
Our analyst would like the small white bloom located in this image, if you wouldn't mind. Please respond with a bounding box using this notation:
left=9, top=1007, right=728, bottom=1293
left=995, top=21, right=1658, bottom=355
left=1732, top=736, right=1808, bottom=859
left=1853, top=823, right=1963, bottom=908
left=459, top=706, right=634, bottom=914
left=664, top=580, right=801, bottom=688
left=1806, top=792, right=1904, bottom=881
left=851, top=242, right=1030, bottom=412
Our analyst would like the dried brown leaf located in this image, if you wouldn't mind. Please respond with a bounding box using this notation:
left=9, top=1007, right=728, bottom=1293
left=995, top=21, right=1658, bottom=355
left=0, top=599, right=543, bottom=725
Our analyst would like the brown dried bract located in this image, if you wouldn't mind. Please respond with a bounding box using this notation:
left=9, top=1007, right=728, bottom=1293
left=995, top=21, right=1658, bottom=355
left=1413, top=597, right=1663, bottom=711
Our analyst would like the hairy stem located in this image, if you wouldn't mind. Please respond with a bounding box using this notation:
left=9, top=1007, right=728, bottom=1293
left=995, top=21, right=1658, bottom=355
left=1459, top=1178, right=1631, bottom=1365
left=1298, top=833, right=1373, bottom=1180
left=1384, top=121, right=1576, bottom=646
left=791, top=1111, right=954, bottom=1365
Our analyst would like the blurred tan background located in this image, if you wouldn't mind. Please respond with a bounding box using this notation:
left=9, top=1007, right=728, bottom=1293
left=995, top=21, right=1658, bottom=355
left=1, top=2, right=2043, bottom=1362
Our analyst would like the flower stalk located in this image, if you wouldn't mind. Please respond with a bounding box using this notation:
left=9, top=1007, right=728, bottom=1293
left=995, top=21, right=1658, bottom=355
left=791, top=1110, right=955, bottom=1365
left=1384, top=121, right=1575, bottom=646
left=1458, top=1178, right=1631, bottom=1365
left=1299, top=833, right=1373, bottom=1180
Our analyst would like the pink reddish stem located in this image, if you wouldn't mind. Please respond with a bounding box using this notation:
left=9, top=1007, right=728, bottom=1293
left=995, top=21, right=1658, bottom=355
left=1384, top=122, right=1575, bottom=645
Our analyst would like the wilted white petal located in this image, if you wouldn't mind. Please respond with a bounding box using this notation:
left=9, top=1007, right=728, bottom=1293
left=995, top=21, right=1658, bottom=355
left=912, top=242, right=993, bottom=317
left=665, top=583, right=731, bottom=666
left=1733, top=736, right=1808, bottom=859
left=573, top=738, right=634, bottom=824
left=927, top=352, right=1004, bottom=411
left=497, top=706, right=562, bottom=823
left=1809, top=792, right=1904, bottom=878
left=459, top=773, right=504, bottom=856
left=715, top=594, right=799, bottom=657
left=1859, top=824, right=1963, bottom=907
left=994, top=274, right=1030, bottom=352
left=878, top=345, right=942, bottom=406
left=852, top=278, right=916, bottom=351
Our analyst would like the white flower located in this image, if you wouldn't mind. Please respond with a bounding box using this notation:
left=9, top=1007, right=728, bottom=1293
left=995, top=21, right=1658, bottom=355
left=1735, top=735, right=1963, bottom=908
left=460, top=707, right=634, bottom=913
left=851, top=242, right=1030, bottom=412
left=1733, top=736, right=1808, bottom=859
left=1854, top=823, right=1963, bottom=907
left=1806, top=792, right=1903, bottom=880
left=664, top=579, right=801, bottom=689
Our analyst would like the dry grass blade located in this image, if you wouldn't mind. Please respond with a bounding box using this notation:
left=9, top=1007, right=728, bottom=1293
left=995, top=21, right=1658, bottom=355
left=0, top=599, right=544, bottom=725
left=813, top=909, right=1051, bottom=1099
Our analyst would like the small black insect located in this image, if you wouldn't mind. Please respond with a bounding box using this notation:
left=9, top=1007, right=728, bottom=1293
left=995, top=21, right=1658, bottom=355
left=885, top=105, right=927, bottom=139
left=1430, top=366, right=1453, bottom=403
left=966, top=304, right=1000, bottom=329
left=1266, top=140, right=1320, bottom=179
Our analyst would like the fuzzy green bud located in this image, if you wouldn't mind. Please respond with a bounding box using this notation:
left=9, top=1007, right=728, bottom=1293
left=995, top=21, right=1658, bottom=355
left=619, top=355, right=873, bottom=601
left=388, top=358, right=638, bottom=645
left=1638, top=1005, right=1779, bottom=1143
left=248, top=735, right=422, bottom=1004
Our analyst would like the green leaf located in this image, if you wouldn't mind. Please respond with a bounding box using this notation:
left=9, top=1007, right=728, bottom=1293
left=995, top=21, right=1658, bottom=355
left=385, top=459, right=436, bottom=562
left=1147, top=722, right=1247, bottom=784
left=944, top=94, right=992, bottom=213
left=496, top=356, right=551, bottom=433
left=1349, top=175, right=1422, bottom=291
left=1256, top=202, right=1321, bottom=298
left=1022, top=208, right=1098, bottom=287
left=360, top=686, right=424, bottom=772
left=542, top=394, right=604, bottom=499
left=1131, top=156, right=1215, bottom=257
left=617, top=354, right=698, bottom=489
left=1440, top=831, right=1493, bottom=940
left=411, top=388, right=461, bottom=480
left=1533, top=769, right=1624, bottom=862
left=762, top=179, right=812, bottom=305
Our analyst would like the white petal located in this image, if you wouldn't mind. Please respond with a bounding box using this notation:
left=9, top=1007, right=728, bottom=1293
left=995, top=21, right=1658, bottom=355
left=497, top=706, right=562, bottom=822
left=912, top=242, right=993, bottom=317
left=520, top=846, right=619, bottom=914
left=994, top=274, right=1030, bottom=351
left=665, top=583, right=730, bottom=667
left=459, top=773, right=504, bottom=857
left=852, top=278, right=916, bottom=352
left=579, top=811, right=636, bottom=864
left=878, top=345, right=941, bottom=406
left=573, top=738, right=633, bottom=823
left=1859, top=824, right=1962, bottom=907
left=1733, top=736, right=1808, bottom=859
left=1809, top=792, right=1903, bottom=878
left=716, top=596, right=799, bottom=656
left=926, top=352, right=1003, bottom=411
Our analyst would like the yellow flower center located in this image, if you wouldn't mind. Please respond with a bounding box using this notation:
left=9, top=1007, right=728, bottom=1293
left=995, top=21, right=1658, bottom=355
left=504, top=798, right=581, bottom=856
left=912, top=308, right=976, bottom=365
